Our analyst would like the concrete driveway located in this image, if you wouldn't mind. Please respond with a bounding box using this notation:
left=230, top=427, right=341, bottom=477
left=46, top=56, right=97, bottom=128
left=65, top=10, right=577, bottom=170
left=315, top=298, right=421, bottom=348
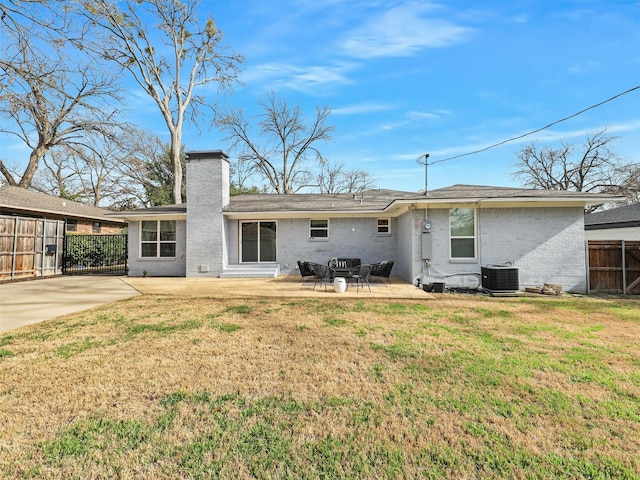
left=0, top=275, right=432, bottom=334
left=0, top=276, right=141, bottom=333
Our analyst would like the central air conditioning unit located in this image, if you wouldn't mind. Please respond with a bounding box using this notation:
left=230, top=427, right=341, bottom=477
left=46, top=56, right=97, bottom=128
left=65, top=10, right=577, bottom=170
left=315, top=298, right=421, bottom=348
left=481, top=265, right=519, bottom=292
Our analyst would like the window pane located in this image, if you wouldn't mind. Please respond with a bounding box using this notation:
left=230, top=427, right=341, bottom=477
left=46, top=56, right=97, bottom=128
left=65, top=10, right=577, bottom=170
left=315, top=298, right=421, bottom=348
left=310, top=219, right=328, bottom=238
left=450, top=208, right=474, bottom=237
left=141, top=221, right=157, bottom=241
left=160, top=220, right=176, bottom=241
left=260, top=222, right=277, bottom=262
left=310, top=229, right=328, bottom=238
left=141, top=243, right=157, bottom=257
left=451, top=238, right=475, bottom=258
left=160, top=243, right=176, bottom=257
left=241, top=222, right=258, bottom=262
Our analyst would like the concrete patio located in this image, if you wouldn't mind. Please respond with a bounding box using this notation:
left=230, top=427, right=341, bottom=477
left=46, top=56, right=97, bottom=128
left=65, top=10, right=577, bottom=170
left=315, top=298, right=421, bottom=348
left=122, top=274, right=433, bottom=299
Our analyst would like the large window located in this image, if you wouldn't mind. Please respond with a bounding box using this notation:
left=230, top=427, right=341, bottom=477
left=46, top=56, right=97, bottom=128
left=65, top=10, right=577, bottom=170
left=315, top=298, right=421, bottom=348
left=309, top=219, right=329, bottom=239
left=141, top=220, right=176, bottom=258
left=241, top=221, right=277, bottom=262
left=450, top=208, right=475, bottom=259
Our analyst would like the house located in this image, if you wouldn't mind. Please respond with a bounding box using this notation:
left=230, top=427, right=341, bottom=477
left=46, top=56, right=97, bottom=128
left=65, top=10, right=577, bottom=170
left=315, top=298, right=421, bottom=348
left=113, top=150, right=619, bottom=293
left=584, top=203, right=640, bottom=241
left=0, top=185, right=126, bottom=234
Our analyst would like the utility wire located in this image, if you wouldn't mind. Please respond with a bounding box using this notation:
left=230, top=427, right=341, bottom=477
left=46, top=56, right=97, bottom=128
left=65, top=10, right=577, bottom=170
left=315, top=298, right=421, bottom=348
left=423, top=85, right=640, bottom=166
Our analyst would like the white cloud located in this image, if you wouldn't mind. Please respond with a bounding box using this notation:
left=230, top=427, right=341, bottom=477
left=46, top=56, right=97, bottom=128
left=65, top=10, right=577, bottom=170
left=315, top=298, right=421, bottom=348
left=567, top=60, right=600, bottom=75
left=240, top=62, right=357, bottom=94
left=332, top=102, right=392, bottom=115
left=340, top=3, right=472, bottom=59
left=407, top=110, right=448, bottom=120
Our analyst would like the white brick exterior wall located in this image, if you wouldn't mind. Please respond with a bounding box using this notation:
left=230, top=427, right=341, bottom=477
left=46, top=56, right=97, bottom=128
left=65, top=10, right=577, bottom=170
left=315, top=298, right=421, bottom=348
left=127, top=220, right=187, bottom=277
left=227, top=216, right=398, bottom=275
left=417, top=206, right=588, bottom=293
left=186, top=152, right=230, bottom=277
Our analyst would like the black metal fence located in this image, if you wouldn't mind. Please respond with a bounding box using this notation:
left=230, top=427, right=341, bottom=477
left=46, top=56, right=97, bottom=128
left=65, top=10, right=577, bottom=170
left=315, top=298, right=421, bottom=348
left=63, top=234, right=128, bottom=275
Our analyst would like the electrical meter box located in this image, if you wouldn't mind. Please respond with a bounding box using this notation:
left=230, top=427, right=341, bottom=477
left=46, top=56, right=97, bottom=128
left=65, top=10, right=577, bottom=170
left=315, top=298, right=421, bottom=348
left=421, top=232, right=432, bottom=260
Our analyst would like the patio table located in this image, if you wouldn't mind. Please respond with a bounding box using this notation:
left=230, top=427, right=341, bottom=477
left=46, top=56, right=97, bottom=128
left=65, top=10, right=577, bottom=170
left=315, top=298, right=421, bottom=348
left=331, top=267, right=359, bottom=278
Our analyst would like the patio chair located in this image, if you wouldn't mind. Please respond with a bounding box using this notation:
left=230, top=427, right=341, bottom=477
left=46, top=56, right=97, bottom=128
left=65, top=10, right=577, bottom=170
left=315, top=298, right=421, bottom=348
left=297, top=260, right=315, bottom=284
left=349, top=264, right=372, bottom=293
left=371, top=261, right=394, bottom=283
left=310, top=263, right=331, bottom=291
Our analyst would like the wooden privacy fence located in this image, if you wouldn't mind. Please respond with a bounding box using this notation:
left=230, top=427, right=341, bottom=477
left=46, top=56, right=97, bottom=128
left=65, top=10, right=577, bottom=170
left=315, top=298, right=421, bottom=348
left=588, top=240, right=640, bottom=295
left=0, top=215, right=65, bottom=280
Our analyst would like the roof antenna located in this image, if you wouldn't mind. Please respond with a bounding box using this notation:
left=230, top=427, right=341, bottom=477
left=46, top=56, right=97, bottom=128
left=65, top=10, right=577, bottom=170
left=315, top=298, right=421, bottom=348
left=416, top=153, right=430, bottom=196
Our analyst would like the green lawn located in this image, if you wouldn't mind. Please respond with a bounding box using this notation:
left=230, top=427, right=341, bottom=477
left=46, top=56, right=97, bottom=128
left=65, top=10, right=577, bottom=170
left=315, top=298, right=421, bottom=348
left=1, top=294, right=639, bottom=479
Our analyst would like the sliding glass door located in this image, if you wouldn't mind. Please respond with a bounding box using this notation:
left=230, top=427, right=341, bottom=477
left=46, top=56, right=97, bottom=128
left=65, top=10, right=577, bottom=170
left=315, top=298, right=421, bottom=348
left=241, top=221, right=277, bottom=263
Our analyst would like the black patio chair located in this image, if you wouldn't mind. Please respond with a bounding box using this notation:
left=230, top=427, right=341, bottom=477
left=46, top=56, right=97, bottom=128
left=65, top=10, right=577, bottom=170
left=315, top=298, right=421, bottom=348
left=310, top=263, right=332, bottom=291
left=371, top=261, right=394, bottom=283
left=349, top=264, right=372, bottom=293
left=297, top=260, right=315, bottom=284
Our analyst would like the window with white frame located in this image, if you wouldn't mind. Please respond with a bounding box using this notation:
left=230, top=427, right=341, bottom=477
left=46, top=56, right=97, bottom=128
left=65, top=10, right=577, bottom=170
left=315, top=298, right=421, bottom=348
left=377, top=218, right=391, bottom=235
left=449, top=208, right=476, bottom=259
left=141, top=220, right=176, bottom=257
left=309, top=219, right=329, bottom=239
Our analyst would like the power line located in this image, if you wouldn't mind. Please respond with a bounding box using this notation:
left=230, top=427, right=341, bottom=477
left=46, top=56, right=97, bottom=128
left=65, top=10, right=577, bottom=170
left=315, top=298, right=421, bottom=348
left=423, top=84, right=640, bottom=166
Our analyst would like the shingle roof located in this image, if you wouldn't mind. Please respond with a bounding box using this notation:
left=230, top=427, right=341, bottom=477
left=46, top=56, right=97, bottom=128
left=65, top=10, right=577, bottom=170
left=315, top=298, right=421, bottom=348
left=226, top=189, right=417, bottom=213
left=117, top=204, right=187, bottom=215
left=0, top=185, right=125, bottom=223
left=584, top=203, right=640, bottom=228
left=224, top=184, right=619, bottom=213
left=115, top=184, right=622, bottom=218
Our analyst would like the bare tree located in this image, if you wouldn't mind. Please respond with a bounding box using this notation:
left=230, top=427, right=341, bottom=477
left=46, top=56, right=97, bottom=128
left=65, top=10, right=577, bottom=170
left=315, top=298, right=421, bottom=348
left=30, top=148, right=82, bottom=201
left=512, top=130, right=636, bottom=210
left=316, top=158, right=377, bottom=194
left=219, top=92, right=333, bottom=194
left=78, top=0, right=243, bottom=204
left=114, top=131, right=188, bottom=207
left=0, top=5, right=122, bottom=188
left=30, top=130, right=149, bottom=207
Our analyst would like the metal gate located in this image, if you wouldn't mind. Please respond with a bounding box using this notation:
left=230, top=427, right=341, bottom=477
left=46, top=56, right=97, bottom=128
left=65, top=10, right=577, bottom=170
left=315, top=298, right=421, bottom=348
left=63, top=234, right=128, bottom=275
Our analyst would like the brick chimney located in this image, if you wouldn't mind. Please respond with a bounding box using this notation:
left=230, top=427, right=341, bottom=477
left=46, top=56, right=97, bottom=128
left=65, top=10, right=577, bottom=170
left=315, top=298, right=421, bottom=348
left=185, top=150, right=230, bottom=277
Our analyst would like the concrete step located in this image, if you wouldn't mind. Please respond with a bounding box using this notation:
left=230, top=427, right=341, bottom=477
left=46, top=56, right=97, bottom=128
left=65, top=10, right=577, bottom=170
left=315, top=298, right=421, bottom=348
left=220, top=264, right=280, bottom=278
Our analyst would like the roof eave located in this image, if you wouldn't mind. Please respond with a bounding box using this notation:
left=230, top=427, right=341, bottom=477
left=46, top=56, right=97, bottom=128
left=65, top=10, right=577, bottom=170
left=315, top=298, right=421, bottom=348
left=0, top=205, right=126, bottom=223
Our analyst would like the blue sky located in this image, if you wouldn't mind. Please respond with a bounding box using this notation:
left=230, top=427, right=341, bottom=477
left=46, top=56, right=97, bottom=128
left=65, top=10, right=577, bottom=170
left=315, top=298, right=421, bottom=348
left=4, top=0, right=640, bottom=193
left=192, top=0, right=640, bottom=192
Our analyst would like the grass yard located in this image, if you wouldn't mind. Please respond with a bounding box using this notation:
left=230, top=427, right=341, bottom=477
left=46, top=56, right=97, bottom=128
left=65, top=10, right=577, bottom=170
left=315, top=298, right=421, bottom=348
left=1, top=294, right=639, bottom=479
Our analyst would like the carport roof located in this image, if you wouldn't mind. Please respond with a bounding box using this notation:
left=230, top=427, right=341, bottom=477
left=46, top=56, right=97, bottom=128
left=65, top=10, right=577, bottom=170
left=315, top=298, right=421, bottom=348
left=0, top=186, right=125, bottom=223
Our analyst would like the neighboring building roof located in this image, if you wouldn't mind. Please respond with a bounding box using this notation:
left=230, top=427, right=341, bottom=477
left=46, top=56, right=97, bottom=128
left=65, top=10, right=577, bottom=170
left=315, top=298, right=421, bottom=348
left=584, top=203, right=640, bottom=230
left=116, top=184, right=622, bottom=219
left=0, top=185, right=125, bottom=223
